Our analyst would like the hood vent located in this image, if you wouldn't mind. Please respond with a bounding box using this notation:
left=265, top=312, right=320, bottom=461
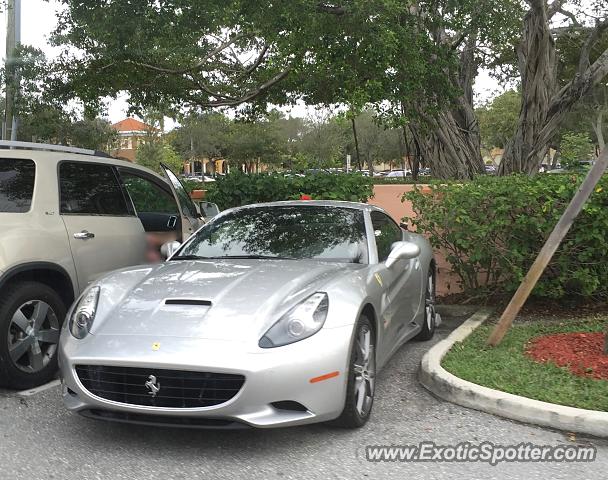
left=164, top=299, right=212, bottom=306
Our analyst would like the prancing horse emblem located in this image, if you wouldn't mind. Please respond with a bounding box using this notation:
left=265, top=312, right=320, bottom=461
left=145, top=375, right=161, bottom=397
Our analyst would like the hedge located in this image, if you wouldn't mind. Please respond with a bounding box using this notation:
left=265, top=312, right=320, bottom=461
left=404, top=174, right=608, bottom=299
left=204, top=172, right=374, bottom=210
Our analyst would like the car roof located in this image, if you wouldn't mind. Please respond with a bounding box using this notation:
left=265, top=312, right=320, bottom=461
left=227, top=200, right=389, bottom=214
left=0, top=148, right=168, bottom=182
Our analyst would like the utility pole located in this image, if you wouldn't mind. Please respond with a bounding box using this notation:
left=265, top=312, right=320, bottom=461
left=3, top=0, right=21, bottom=141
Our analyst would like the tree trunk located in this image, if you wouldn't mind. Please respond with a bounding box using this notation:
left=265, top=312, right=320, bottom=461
left=408, top=36, right=484, bottom=180
left=593, top=109, right=605, bottom=151
left=499, top=2, right=556, bottom=175
left=500, top=2, right=608, bottom=175
left=351, top=118, right=362, bottom=171
left=409, top=107, right=484, bottom=180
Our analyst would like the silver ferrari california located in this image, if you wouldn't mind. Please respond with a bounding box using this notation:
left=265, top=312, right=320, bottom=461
left=59, top=201, right=436, bottom=429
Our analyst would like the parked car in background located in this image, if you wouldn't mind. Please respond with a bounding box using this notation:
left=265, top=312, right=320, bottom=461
left=385, top=170, right=410, bottom=178
left=59, top=201, right=436, bottom=429
left=195, top=175, right=217, bottom=183
left=0, top=141, right=204, bottom=389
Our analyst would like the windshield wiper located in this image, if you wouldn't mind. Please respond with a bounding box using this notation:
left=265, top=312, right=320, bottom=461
left=212, top=255, right=296, bottom=260
left=172, top=254, right=295, bottom=261
left=171, top=254, right=209, bottom=261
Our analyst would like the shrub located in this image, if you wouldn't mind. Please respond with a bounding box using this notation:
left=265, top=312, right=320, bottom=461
left=404, top=174, right=608, bottom=299
left=205, top=172, right=374, bottom=210
left=560, top=132, right=594, bottom=170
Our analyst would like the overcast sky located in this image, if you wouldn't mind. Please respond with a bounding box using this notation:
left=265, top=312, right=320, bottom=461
left=1, top=0, right=503, bottom=127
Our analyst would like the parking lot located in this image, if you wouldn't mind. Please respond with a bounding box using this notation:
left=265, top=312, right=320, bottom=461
left=1, top=309, right=606, bottom=480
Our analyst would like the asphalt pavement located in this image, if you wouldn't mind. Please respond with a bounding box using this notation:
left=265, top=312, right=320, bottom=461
left=1, top=308, right=606, bottom=480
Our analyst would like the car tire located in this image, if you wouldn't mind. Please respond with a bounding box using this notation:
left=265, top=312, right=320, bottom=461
left=0, top=281, right=66, bottom=390
left=330, top=314, right=376, bottom=428
left=414, top=267, right=436, bottom=341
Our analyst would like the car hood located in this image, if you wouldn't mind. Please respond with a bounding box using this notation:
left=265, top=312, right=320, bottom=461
left=91, top=259, right=359, bottom=341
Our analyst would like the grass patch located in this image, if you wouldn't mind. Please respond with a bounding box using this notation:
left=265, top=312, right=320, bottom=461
left=442, top=317, right=608, bottom=412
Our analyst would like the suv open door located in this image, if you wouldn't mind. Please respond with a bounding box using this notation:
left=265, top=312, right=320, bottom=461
left=160, top=163, right=203, bottom=240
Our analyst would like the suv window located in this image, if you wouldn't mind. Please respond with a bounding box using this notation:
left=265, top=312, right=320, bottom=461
left=0, top=158, right=36, bottom=213
left=371, top=211, right=403, bottom=261
left=59, top=162, right=131, bottom=216
left=121, top=172, right=178, bottom=214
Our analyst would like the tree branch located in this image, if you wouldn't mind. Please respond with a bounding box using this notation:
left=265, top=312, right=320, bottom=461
left=556, top=7, right=582, bottom=28
left=200, top=69, right=292, bottom=107
left=241, top=44, right=270, bottom=77
left=547, top=0, right=568, bottom=18
left=124, top=34, right=244, bottom=76
left=578, top=18, right=608, bottom=75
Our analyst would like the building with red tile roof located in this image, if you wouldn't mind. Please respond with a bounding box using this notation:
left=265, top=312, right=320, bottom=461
left=111, top=118, right=156, bottom=161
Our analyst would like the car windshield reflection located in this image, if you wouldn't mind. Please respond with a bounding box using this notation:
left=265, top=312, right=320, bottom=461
left=175, top=206, right=368, bottom=264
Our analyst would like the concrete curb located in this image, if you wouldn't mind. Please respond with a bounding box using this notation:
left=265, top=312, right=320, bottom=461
left=419, top=307, right=608, bottom=438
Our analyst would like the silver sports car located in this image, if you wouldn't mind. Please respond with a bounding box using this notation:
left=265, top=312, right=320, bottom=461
left=59, top=201, right=436, bottom=429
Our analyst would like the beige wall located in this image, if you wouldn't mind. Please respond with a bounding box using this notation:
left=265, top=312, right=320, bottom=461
left=369, top=184, right=461, bottom=296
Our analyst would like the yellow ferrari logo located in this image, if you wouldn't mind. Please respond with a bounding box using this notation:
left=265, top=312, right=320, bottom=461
left=152, top=342, right=161, bottom=351
left=374, top=273, right=383, bottom=287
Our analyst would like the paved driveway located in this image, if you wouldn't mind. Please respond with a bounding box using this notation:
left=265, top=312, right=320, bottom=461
left=1, top=308, right=606, bottom=480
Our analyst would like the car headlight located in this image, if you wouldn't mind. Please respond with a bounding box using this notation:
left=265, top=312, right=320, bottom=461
left=259, top=293, right=329, bottom=348
left=69, top=286, right=100, bottom=339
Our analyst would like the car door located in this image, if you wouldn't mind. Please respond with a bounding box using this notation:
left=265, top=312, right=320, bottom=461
left=370, top=211, right=421, bottom=345
left=59, top=161, right=146, bottom=290
left=118, top=168, right=185, bottom=262
left=160, top=163, right=203, bottom=241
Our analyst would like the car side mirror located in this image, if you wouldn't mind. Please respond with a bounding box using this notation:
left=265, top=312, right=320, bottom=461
left=385, top=241, right=420, bottom=268
left=161, top=241, right=182, bottom=260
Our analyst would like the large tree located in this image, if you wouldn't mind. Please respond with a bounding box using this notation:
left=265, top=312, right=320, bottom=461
left=50, top=1, right=508, bottom=178
left=0, top=45, right=117, bottom=149
left=172, top=113, right=230, bottom=174
left=498, top=0, right=608, bottom=174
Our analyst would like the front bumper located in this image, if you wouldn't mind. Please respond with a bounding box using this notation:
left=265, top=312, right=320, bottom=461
left=59, top=325, right=353, bottom=428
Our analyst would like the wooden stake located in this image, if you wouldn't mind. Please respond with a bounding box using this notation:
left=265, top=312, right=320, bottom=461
left=487, top=147, right=608, bottom=346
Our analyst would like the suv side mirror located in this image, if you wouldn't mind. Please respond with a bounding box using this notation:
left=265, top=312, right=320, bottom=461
left=385, top=241, right=420, bottom=268
left=161, top=241, right=182, bottom=260
left=197, top=201, right=220, bottom=219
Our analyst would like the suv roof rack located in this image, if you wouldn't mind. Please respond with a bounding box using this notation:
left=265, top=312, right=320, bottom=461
left=0, top=140, right=113, bottom=158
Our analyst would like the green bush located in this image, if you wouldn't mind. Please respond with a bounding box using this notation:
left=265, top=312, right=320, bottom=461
left=205, top=172, right=374, bottom=210
left=404, top=174, right=608, bottom=299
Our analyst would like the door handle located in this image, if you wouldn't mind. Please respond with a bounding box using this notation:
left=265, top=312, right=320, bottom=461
left=74, top=230, right=95, bottom=240
left=167, top=215, right=178, bottom=229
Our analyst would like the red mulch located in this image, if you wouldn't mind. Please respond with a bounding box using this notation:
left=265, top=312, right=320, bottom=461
left=526, top=332, right=608, bottom=381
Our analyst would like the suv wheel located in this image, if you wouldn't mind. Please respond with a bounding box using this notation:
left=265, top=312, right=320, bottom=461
left=0, top=282, right=66, bottom=389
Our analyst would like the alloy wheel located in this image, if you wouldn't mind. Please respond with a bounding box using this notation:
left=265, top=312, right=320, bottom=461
left=353, top=325, right=375, bottom=417
left=7, top=300, right=60, bottom=373
left=425, top=273, right=436, bottom=330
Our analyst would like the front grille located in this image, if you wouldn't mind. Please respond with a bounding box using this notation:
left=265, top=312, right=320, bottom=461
left=75, top=365, right=245, bottom=408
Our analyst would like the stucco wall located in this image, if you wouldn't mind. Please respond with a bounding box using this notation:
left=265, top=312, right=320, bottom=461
left=369, top=184, right=460, bottom=297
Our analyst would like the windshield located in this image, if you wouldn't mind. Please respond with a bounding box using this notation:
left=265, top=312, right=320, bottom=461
left=176, top=205, right=368, bottom=263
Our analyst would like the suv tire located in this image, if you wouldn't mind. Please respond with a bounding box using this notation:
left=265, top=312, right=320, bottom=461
left=0, top=281, right=66, bottom=389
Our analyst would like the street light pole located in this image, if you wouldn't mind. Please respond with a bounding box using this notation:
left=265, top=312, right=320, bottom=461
left=3, top=0, right=21, bottom=141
